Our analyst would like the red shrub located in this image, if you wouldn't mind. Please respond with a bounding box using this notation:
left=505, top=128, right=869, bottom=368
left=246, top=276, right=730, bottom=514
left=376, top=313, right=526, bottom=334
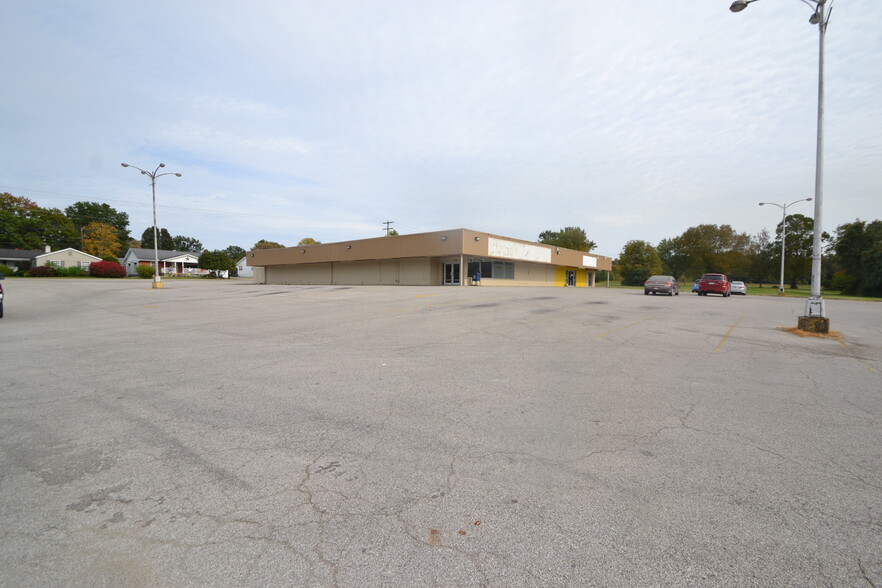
left=28, top=265, right=58, bottom=277
left=89, top=261, right=126, bottom=278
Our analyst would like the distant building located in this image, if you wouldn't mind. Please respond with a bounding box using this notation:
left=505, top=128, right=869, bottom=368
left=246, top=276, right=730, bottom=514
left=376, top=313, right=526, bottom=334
left=121, top=248, right=201, bottom=276
left=247, top=228, right=612, bottom=287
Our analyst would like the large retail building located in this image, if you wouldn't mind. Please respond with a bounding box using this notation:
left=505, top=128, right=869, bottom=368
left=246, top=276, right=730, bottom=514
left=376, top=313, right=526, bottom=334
left=248, top=229, right=612, bottom=287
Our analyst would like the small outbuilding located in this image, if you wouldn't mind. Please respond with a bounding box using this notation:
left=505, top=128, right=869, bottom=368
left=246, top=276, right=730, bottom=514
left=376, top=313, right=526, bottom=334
left=247, top=228, right=612, bottom=287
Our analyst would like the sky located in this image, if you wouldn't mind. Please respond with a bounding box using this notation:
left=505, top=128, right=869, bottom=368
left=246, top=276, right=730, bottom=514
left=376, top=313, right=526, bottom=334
left=2, top=0, right=880, bottom=258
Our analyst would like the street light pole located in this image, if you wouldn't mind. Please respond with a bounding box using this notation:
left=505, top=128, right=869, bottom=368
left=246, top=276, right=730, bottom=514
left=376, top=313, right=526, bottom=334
left=759, top=198, right=812, bottom=295
left=730, top=0, right=832, bottom=333
left=121, top=163, right=182, bottom=289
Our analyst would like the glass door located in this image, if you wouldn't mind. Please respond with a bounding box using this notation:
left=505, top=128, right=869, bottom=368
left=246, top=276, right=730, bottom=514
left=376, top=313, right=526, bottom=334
left=443, top=263, right=460, bottom=285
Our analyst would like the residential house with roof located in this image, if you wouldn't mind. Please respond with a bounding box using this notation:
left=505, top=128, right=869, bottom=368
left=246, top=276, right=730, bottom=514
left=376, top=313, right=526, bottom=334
left=121, top=248, right=201, bottom=277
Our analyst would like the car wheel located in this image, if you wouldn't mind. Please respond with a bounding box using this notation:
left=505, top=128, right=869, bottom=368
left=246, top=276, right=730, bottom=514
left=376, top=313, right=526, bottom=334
left=644, top=291, right=649, bottom=295
left=0, top=301, right=3, bottom=319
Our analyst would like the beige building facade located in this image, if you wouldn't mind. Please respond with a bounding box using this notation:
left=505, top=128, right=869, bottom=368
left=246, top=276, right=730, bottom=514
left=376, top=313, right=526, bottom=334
left=248, top=229, right=612, bottom=287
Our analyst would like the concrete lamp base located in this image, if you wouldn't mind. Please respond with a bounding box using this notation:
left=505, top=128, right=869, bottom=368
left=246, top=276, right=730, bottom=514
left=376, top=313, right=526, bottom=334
left=798, top=315, right=830, bottom=334
left=152, top=281, right=164, bottom=289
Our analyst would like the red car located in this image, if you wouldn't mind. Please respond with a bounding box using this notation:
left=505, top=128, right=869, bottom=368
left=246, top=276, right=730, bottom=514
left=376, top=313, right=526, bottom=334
left=698, top=273, right=731, bottom=297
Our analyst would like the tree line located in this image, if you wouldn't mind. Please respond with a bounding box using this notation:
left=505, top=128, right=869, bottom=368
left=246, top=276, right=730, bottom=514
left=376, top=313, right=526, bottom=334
left=615, top=218, right=882, bottom=296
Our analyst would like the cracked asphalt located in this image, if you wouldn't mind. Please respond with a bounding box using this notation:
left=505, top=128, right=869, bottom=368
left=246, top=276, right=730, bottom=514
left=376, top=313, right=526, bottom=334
left=1, top=278, right=880, bottom=587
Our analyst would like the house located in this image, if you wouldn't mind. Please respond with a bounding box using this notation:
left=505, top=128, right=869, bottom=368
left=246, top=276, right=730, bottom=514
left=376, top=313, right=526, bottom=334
left=121, top=248, right=201, bottom=276
left=235, top=256, right=253, bottom=278
left=247, top=228, right=613, bottom=287
left=0, top=248, right=43, bottom=272
left=34, top=248, right=101, bottom=269
left=0, top=247, right=100, bottom=272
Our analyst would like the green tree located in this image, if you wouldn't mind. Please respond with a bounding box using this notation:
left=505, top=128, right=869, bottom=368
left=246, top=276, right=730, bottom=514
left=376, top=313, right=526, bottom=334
left=656, top=237, right=689, bottom=281
left=679, top=224, right=750, bottom=275
left=538, top=226, right=596, bottom=252
left=618, top=240, right=663, bottom=286
left=0, top=193, right=79, bottom=250
left=141, top=227, right=175, bottom=250
left=223, top=245, right=246, bottom=261
left=297, top=237, right=321, bottom=246
left=64, top=201, right=131, bottom=255
left=387, top=229, right=399, bottom=236
left=198, top=250, right=236, bottom=276
left=172, top=235, right=203, bottom=253
left=82, top=221, right=122, bottom=260
left=747, top=229, right=776, bottom=286
left=774, top=214, right=814, bottom=289
left=253, top=239, right=285, bottom=250
left=833, top=219, right=882, bottom=295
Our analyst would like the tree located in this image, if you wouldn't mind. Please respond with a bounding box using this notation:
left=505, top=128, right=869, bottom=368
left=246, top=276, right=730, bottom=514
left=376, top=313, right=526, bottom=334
left=253, top=239, right=285, bottom=250
left=141, top=227, right=175, bottom=250
left=747, top=229, right=776, bottom=287
left=833, top=219, right=882, bottom=295
left=1, top=193, right=79, bottom=250
left=82, top=221, right=122, bottom=260
left=538, top=226, right=596, bottom=252
left=172, top=235, right=203, bottom=253
left=64, top=201, right=131, bottom=255
left=618, top=240, right=663, bottom=286
left=297, top=237, right=321, bottom=246
left=387, top=229, right=399, bottom=236
left=656, top=237, right=689, bottom=281
left=774, top=214, right=814, bottom=288
left=679, top=224, right=750, bottom=275
left=198, top=250, right=236, bottom=276
left=223, top=245, right=246, bottom=261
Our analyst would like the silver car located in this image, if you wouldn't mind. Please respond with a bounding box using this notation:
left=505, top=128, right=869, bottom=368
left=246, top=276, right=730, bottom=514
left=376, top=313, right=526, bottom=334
left=730, top=281, right=747, bottom=295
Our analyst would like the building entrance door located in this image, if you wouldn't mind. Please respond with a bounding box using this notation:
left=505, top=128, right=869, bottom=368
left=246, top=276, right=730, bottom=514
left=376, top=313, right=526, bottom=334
left=566, top=269, right=576, bottom=287
left=443, top=263, right=460, bottom=285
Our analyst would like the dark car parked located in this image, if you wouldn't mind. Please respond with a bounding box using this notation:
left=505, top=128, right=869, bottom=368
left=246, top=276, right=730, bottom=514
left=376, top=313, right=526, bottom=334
left=644, top=275, right=679, bottom=296
left=698, top=273, right=730, bottom=297
left=0, top=274, right=5, bottom=318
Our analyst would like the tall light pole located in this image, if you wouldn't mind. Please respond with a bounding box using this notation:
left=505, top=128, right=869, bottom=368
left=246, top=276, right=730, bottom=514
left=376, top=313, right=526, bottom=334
left=730, top=0, right=832, bottom=333
left=759, top=198, right=812, bottom=295
left=121, top=163, right=182, bottom=289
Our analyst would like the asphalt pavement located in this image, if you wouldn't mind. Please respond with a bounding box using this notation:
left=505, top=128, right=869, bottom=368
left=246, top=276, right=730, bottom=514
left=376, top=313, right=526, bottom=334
left=1, top=278, right=880, bottom=587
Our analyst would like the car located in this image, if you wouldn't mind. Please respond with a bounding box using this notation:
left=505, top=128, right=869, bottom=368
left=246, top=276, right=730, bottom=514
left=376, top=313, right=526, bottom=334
left=644, top=275, right=679, bottom=296
left=698, top=273, right=730, bottom=297
left=730, top=281, right=747, bottom=295
left=692, top=279, right=700, bottom=294
left=0, top=274, right=4, bottom=318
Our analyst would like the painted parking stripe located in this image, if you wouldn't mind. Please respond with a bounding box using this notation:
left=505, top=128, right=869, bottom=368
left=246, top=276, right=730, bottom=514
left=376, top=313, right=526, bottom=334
left=714, top=317, right=744, bottom=352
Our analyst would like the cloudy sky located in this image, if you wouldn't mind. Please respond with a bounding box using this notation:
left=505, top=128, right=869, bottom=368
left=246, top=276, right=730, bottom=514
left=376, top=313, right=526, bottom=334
left=2, top=0, right=880, bottom=257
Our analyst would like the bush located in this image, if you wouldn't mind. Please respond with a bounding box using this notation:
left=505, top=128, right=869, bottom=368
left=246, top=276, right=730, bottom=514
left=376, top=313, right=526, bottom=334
left=0, top=265, right=14, bottom=277
left=57, top=266, right=87, bottom=277
left=28, top=265, right=58, bottom=277
left=135, top=265, right=155, bottom=279
left=89, top=261, right=126, bottom=278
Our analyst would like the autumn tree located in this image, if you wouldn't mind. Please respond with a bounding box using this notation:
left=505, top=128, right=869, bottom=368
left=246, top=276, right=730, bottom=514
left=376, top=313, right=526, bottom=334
left=538, top=226, right=596, bottom=252
left=297, top=238, right=321, bottom=246
left=64, top=201, right=131, bottom=255
left=83, top=221, right=122, bottom=260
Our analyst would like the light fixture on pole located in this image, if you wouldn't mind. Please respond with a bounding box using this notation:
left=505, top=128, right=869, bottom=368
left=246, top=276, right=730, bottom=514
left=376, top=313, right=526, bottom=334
left=121, top=162, right=182, bottom=289
left=730, top=0, right=832, bottom=333
left=758, top=198, right=812, bottom=296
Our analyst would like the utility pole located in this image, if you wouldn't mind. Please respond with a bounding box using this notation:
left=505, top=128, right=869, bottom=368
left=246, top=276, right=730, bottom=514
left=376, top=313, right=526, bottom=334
left=383, top=220, right=394, bottom=236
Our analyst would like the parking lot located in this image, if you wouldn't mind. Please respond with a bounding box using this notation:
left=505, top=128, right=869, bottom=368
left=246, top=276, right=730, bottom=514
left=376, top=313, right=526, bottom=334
left=1, top=278, right=880, bottom=586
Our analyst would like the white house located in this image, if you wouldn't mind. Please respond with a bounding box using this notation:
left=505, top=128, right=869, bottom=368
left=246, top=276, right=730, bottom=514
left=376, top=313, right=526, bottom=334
left=236, top=256, right=253, bottom=278
left=121, top=248, right=201, bottom=276
left=34, top=248, right=101, bottom=269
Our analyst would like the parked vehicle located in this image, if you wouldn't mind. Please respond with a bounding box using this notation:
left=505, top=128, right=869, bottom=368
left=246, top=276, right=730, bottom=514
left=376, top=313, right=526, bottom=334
left=0, top=274, right=4, bottom=318
left=644, top=275, right=679, bottom=296
left=698, top=273, right=730, bottom=297
left=730, top=281, right=747, bottom=295
left=692, top=279, right=700, bottom=294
